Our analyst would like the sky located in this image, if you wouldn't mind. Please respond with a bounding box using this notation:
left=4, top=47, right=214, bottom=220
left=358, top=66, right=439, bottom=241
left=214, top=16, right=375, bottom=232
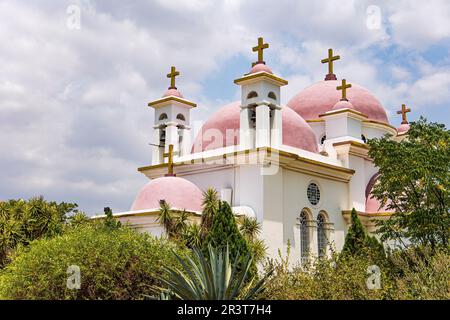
left=0, top=0, right=449, bottom=215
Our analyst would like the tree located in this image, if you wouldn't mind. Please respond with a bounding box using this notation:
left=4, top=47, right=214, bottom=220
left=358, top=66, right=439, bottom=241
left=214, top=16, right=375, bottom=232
left=200, top=188, right=219, bottom=239
left=239, top=216, right=262, bottom=242
left=203, top=201, right=250, bottom=263
left=157, top=245, right=272, bottom=300
left=157, top=200, right=175, bottom=237
left=368, top=118, right=450, bottom=249
left=103, top=207, right=121, bottom=230
left=0, top=196, right=78, bottom=267
left=341, top=208, right=384, bottom=259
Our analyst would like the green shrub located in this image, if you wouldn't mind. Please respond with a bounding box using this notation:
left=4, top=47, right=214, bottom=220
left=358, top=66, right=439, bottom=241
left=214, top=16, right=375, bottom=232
left=0, top=197, right=78, bottom=267
left=0, top=224, right=187, bottom=300
left=259, top=245, right=450, bottom=300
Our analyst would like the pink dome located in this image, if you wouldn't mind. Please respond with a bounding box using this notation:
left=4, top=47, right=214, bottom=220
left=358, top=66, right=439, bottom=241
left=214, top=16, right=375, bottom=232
left=249, top=63, right=273, bottom=74
left=162, top=88, right=183, bottom=98
left=332, top=100, right=354, bottom=111
left=287, top=80, right=389, bottom=123
left=131, top=176, right=203, bottom=212
left=192, top=101, right=318, bottom=153
left=397, top=123, right=410, bottom=134
left=365, top=174, right=394, bottom=214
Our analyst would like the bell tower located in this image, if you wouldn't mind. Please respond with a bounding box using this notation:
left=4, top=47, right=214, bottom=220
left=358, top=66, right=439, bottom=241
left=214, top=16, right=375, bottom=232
left=148, top=66, right=196, bottom=165
left=234, top=37, right=288, bottom=150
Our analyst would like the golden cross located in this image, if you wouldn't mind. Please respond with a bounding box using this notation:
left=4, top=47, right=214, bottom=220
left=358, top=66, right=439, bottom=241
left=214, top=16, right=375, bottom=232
left=163, top=144, right=178, bottom=176
left=252, top=37, right=269, bottom=64
left=336, top=79, right=352, bottom=101
left=321, top=48, right=340, bottom=78
left=397, top=104, right=411, bottom=124
left=167, top=66, right=180, bottom=89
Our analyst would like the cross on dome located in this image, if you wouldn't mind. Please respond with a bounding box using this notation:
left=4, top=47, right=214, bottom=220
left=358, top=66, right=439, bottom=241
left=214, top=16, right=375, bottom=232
left=252, top=37, right=269, bottom=66
left=336, top=79, right=352, bottom=101
left=167, top=66, right=180, bottom=89
left=321, top=48, right=340, bottom=81
left=397, top=104, right=411, bottom=124
left=163, top=144, right=178, bottom=176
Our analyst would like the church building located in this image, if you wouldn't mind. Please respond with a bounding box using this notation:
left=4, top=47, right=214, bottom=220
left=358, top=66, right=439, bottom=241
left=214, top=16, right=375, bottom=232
left=107, top=38, right=413, bottom=263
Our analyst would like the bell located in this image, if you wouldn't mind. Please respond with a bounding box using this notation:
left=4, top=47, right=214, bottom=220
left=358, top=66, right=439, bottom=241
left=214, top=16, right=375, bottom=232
left=160, top=130, right=166, bottom=144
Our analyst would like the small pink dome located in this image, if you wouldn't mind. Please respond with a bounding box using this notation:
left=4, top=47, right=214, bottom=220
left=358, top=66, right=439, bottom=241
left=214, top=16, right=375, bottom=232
left=397, top=123, right=410, bottom=134
left=131, top=176, right=202, bottom=212
left=287, top=80, right=389, bottom=123
left=192, top=101, right=318, bottom=153
left=162, top=88, right=183, bottom=98
left=332, top=100, right=354, bottom=111
left=249, top=63, right=273, bottom=74
left=365, top=174, right=394, bottom=214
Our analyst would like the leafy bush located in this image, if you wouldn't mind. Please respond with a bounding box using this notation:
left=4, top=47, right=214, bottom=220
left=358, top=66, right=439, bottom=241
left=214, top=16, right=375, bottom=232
left=0, top=224, right=187, bottom=300
left=0, top=196, right=78, bottom=267
left=259, top=245, right=450, bottom=300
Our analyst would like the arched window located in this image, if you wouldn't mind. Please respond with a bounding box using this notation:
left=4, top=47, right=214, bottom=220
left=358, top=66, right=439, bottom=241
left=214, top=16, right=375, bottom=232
left=299, top=210, right=310, bottom=264
left=176, top=113, right=186, bottom=121
left=159, top=113, right=168, bottom=121
left=247, top=91, right=258, bottom=99
left=268, top=91, right=277, bottom=100
left=317, top=213, right=327, bottom=258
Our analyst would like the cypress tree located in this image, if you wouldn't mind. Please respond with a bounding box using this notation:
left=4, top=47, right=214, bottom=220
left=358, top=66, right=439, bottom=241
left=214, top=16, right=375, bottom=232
left=203, top=201, right=250, bottom=262
left=342, top=208, right=367, bottom=255
left=341, top=208, right=384, bottom=260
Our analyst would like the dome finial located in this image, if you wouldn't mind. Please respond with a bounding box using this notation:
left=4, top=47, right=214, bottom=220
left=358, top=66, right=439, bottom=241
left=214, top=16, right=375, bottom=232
left=167, top=66, right=180, bottom=89
left=397, top=104, right=411, bottom=124
left=321, top=48, right=340, bottom=80
left=336, top=78, right=352, bottom=101
left=252, top=37, right=269, bottom=66
left=163, top=144, right=178, bottom=176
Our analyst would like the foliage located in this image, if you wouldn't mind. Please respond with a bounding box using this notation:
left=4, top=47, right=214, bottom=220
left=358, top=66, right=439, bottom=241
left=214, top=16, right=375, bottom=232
left=103, top=207, right=121, bottom=230
left=341, top=208, right=384, bottom=260
left=203, top=201, right=250, bottom=264
left=157, top=200, right=174, bottom=236
left=0, top=196, right=78, bottom=267
left=0, top=224, right=187, bottom=300
left=200, top=188, right=219, bottom=239
left=239, top=216, right=261, bottom=242
left=157, top=244, right=272, bottom=300
left=368, top=118, right=450, bottom=249
left=183, top=223, right=202, bottom=249
left=259, top=244, right=450, bottom=300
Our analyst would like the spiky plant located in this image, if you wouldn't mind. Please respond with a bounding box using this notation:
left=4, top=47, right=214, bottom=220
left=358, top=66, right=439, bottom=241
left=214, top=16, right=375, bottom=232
left=239, top=216, right=261, bottom=242
left=157, top=200, right=174, bottom=237
left=183, top=223, right=202, bottom=248
left=200, top=188, right=219, bottom=237
left=158, top=244, right=272, bottom=300
left=173, top=210, right=189, bottom=237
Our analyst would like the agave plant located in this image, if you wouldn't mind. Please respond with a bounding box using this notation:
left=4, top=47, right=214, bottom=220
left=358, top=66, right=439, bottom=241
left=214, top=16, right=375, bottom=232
left=157, top=244, right=272, bottom=300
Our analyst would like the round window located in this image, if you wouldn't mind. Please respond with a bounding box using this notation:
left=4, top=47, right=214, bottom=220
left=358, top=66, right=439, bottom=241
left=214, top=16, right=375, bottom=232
left=307, top=183, right=321, bottom=205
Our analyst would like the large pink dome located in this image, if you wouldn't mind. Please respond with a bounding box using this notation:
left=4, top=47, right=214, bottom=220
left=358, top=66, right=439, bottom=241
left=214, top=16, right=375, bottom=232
left=192, top=101, right=318, bottom=153
left=365, top=174, right=394, bottom=214
left=287, top=80, right=389, bottom=123
left=131, top=176, right=203, bottom=212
